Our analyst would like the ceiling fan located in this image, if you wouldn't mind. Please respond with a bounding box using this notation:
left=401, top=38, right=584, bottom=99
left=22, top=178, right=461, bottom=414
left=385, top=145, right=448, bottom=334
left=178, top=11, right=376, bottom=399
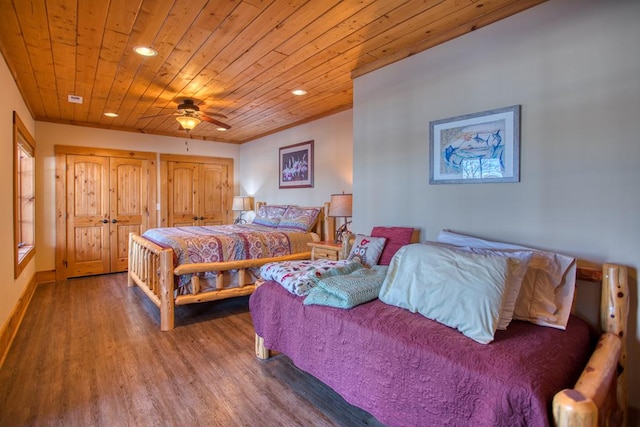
left=140, top=98, right=231, bottom=131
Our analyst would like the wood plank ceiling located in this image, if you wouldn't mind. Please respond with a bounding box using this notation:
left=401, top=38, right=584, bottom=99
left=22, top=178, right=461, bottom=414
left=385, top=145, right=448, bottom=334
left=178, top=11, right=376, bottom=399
left=0, top=0, right=546, bottom=144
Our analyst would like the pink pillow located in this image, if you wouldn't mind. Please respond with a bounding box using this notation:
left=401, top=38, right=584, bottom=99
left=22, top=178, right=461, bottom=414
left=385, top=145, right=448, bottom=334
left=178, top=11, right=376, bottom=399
left=371, top=226, right=415, bottom=265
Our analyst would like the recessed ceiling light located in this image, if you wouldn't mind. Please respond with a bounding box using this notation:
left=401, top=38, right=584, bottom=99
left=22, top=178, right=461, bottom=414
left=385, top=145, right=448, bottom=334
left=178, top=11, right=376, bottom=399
left=292, top=89, right=307, bottom=96
left=134, top=46, right=157, bottom=57
left=103, top=112, right=119, bottom=118
left=216, top=127, right=227, bottom=132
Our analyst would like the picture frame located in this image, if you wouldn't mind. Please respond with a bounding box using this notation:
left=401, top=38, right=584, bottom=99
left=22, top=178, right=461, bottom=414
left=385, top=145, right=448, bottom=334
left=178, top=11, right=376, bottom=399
left=279, top=140, right=314, bottom=188
left=429, top=105, right=520, bottom=184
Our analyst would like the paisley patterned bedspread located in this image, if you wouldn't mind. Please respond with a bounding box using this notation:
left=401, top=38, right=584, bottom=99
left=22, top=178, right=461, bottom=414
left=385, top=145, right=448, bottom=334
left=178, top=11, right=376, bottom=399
left=250, top=280, right=594, bottom=427
left=142, top=224, right=316, bottom=287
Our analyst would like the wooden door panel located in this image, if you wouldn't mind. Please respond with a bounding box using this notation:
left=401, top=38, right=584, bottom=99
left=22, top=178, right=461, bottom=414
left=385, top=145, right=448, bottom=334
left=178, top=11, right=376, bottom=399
left=71, top=227, right=108, bottom=276
left=66, top=155, right=110, bottom=276
left=109, top=158, right=149, bottom=272
left=112, top=224, right=140, bottom=272
left=168, top=162, right=199, bottom=227
left=199, top=164, right=227, bottom=225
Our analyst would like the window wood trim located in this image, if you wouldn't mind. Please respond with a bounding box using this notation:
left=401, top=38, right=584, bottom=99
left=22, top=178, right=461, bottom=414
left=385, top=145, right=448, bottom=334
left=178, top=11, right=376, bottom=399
left=14, top=112, right=36, bottom=278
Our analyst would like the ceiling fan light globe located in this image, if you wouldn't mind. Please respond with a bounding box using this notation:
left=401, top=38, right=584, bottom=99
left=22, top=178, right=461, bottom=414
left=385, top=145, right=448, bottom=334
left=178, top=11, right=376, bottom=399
left=176, top=115, right=201, bottom=130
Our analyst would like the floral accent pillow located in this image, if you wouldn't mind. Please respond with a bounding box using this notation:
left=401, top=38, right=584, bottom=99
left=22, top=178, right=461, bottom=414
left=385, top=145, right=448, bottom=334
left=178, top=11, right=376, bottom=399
left=277, top=206, right=321, bottom=232
left=252, top=205, right=288, bottom=228
left=260, top=259, right=361, bottom=296
left=347, top=234, right=387, bottom=267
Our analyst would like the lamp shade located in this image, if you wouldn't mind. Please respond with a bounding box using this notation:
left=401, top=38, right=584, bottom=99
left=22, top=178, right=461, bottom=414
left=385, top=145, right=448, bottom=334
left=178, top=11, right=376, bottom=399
left=328, top=193, right=352, bottom=217
left=176, top=114, right=201, bottom=130
left=232, top=196, right=254, bottom=211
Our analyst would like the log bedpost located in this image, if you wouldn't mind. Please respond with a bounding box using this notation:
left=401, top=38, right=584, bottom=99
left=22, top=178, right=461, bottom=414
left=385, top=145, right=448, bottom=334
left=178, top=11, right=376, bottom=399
left=552, top=263, right=629, bottom=427
left=601, top=263, right=629, bottom=426
left=253, top=279, right=271, bottom=359
left=159, top=249, right=175, bottom=331
left=127, top=233, right=135, bottom=288
left=255, top=334, right=270, bottom=360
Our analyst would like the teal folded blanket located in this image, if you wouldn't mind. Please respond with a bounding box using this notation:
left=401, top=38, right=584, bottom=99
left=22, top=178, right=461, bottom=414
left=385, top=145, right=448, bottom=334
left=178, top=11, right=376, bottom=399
left=304, top=265, right=389, bottom=309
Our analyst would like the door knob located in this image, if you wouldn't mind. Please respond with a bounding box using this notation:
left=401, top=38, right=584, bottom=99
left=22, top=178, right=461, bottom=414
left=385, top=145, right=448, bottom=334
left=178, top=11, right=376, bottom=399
left=101, top=219, right=109, bottom=224
left=111, top=219, right=119, bottom=223
left=193, top=216, right=199, bottom=220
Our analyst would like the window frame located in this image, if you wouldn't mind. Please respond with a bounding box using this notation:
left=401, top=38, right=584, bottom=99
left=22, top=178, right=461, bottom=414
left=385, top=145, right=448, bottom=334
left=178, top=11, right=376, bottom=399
left=14, top=112, right=36, bottom=278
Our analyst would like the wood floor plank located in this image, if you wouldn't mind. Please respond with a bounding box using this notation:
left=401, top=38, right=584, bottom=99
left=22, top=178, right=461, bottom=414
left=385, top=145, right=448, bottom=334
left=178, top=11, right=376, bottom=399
left=0, top=273, right=384, bottom=426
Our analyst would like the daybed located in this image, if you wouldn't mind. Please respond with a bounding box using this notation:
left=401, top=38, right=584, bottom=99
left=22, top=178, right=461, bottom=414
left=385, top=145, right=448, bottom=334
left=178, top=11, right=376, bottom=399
left=128, top=202, right=334, bottom=330
left=250, top=231, right=629, bottom=427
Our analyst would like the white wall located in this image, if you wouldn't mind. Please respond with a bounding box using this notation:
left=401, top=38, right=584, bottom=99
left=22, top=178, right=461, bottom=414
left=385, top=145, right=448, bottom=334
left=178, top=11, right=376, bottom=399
left=239, top=110, right=353, bottom=209
left=35, top=122, right=241, bottom=272
left=353, top=0, right=639, bottom=415
left=0, top=54, right=37, bottom=331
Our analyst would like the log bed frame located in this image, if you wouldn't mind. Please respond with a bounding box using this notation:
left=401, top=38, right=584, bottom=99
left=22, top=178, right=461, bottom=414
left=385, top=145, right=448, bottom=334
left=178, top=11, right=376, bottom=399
left=127, top=202, right=335, bottom=331
left=255, top=261, right=630, bottom=427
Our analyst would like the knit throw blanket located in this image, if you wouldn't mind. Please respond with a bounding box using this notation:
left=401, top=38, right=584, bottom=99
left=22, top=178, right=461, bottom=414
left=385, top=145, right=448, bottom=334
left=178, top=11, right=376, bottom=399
left=304, top=265, right=389, bottom=308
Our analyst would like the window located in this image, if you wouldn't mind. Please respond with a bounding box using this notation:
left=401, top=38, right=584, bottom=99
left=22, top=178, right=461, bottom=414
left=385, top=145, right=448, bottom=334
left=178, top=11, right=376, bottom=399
left=14, top=112, right=36, bottom=278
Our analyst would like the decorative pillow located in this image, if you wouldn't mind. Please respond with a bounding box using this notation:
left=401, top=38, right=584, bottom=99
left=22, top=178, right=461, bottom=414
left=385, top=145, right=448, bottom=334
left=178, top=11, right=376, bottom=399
left=277, top=206, right=321, bottom=232
left=379, top=243, right=520, bottom=344
left=436, top=230, right=576, bottom=330
left=252, top=205, right=288, bottom=228
left=347, top=234, right=387, bottom=267
left=259, top=259, right=360, bottom=296
left=371, top=226, right=415, bottom=266
left=422, top=241, right=533, bottom=330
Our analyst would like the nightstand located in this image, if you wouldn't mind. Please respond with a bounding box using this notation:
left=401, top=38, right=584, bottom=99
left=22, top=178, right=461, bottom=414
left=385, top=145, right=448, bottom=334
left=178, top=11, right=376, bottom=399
left=307, top=241, right=344, bottom=261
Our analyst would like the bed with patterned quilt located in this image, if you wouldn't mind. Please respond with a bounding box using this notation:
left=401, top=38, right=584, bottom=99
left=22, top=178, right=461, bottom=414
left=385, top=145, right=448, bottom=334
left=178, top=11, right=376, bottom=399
left=128, top=202, right=332, bottom=330
left=250, top=228, right=629, bottom=427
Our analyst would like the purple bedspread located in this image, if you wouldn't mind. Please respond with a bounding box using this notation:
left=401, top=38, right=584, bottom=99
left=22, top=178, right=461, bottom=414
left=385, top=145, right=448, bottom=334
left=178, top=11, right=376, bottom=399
left=250, top=280, right=594, bottom=427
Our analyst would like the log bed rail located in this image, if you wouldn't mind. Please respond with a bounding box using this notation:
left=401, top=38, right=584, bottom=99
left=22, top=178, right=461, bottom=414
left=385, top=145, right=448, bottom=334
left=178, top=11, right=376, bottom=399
left=553, top=263, right=629, bottom=427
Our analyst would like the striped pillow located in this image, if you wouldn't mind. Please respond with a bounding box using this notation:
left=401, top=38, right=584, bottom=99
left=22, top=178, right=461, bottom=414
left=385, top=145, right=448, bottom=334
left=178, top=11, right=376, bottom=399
left=277, top=206, right=320, bottom=232
left=253, top=205, right=288, bottom=228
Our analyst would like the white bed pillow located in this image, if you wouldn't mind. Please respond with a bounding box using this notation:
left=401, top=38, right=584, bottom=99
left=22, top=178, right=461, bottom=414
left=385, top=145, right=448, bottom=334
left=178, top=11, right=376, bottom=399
left=422, top=241, right=533, bottom=330
left=436, top=230, right=577, bottom=330
left=379, top=243, right=522, bottom=344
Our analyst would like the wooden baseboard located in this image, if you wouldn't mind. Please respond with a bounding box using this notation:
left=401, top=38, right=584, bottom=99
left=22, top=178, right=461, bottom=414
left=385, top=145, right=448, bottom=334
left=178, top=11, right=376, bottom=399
left=36, top=270, right=56, bottom=284
left=0, top=274, right=38, bottom=368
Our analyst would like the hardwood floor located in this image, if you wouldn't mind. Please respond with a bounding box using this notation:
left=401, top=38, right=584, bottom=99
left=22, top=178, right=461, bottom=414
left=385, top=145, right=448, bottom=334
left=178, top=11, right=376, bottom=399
left=0, top=273, right=384, bottom=427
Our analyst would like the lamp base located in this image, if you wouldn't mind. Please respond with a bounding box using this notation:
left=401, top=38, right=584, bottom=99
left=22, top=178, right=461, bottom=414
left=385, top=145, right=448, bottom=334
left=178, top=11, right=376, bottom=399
left=234, top=212, right=247, bottom=224
left=334, top=220, right=352, bottom=243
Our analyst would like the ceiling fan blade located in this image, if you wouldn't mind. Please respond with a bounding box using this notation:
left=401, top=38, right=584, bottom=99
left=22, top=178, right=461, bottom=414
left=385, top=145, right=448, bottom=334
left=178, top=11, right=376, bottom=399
left=202, top=111, right=227, bottom=119
left=201, top=115, right=231, bottom=130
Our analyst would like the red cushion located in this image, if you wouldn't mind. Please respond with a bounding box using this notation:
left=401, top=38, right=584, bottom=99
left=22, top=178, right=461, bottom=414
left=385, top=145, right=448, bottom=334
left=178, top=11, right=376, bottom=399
left=370, top=226, right=415, bottom=265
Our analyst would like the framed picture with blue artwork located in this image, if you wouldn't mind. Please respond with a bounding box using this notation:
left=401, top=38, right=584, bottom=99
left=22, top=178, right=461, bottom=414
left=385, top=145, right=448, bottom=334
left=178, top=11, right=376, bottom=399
left=279, top=140, right=314, bottom=188
left=429, top=105, right=520, bottom=184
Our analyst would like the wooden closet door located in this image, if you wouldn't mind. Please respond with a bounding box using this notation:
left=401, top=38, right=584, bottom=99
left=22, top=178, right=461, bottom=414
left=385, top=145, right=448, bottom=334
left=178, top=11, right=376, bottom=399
left=66, top=155, right=110, bottom=276
left=56, top=146, right=157, bottom=280
left=109, top=158, right=150, bottom=272
left=167, top=162, right=199, bottom=227
left=160, top=154, right=233, bottom=228
left=199, top=163, right=228, bottom=226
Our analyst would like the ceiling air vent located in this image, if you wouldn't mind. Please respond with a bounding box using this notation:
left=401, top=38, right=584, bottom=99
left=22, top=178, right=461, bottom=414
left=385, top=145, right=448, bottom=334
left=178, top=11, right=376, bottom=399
left=68, top=95, right=83, bottom=104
